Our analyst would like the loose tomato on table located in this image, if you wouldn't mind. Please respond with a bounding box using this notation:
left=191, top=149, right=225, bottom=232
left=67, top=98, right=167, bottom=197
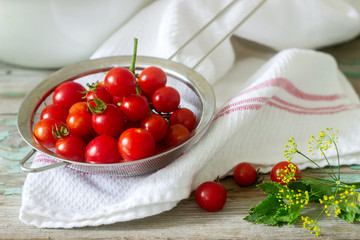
left=233, top=162, right=257, bottom=186
left=195, top=181, right=227, bottom=212
left=270, top=161, right=301, bottom=185
left=85, top=135, right=122, bottom=164
left=55, top=134, right=86, bottom=162
left=52, top=82, right=86, bottom=110
left=118, top=128, right=155, bottom=161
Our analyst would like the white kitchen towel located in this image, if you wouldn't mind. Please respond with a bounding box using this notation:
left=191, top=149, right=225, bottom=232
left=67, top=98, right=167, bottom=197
left=20, top=0, right=360, bottom=228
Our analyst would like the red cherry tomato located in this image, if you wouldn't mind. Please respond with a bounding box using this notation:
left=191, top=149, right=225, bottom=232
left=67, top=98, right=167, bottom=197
left=33, top=118, right=61, bottom=148
left=40, top=104, right=68, bottom=123
left=138, top=66, right=167, bottom=95
left=118, top=128, right=155, bottom=161
left=53, top=82, right=86, bottom=110
left=104, top=67, right=136, bottom=98
left=66, top=109, right=92, bottom=136
left=195, top=181, right=227, bottom=212
left=233, top=162, right=257, bottom=186
left=270, top=161, right=301, bottom=185
left=140, top=114, right=168, bottom=142
left=169, top=108, right=197, bottom=131
left=165, top=124, right=190, bottom=147
left=152, top=86, right=180, bottom=113
left=86, top=84, right=113, bottom=107
left=85, top=135, right=122, bottom=164
left=91, top=104, right=125, bottom=137
left=55, top=134, right=86, bottom=162
left=120, top=94, right=149, bottom=121
left=69, top=102, right=88, bottom=114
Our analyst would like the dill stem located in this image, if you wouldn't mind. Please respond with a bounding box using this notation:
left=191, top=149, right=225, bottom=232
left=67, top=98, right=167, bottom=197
left=320, top=149, right=337, bottom=181
left=296, top=151, right=337, bottom=181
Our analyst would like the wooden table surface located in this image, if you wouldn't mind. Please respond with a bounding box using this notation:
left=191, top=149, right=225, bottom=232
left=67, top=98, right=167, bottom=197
left=1, top=36, right=360, bottom=240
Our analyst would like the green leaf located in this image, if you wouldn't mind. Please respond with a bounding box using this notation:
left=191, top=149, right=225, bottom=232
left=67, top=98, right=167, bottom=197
left=338, top=209, right=355, bottom=223
left=257, top=181, right=282, bottom=195
left=288, top=181, right=310, bottom=192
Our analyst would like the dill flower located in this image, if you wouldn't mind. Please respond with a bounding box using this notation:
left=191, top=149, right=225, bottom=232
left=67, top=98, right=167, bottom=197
left=301, top=216, right=321, bottom=237
left=283, top=137, right=298, bottom=161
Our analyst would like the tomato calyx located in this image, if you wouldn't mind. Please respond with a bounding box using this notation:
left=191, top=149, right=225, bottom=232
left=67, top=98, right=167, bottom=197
left=52, top=123, right=70, bottom=139
left=87, top=98, right=107, bottom=114
left=82, top=81, right=100, bottom=99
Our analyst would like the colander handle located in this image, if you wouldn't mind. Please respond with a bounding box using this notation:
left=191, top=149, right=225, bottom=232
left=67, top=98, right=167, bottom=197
left=19, top=148, right=68, bottom=173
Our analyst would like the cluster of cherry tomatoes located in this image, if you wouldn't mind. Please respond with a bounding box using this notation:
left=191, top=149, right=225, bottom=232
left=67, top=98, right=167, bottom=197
left=195, top=161, right=301, bottom=212
left=33, top=66, right=197, bottom=164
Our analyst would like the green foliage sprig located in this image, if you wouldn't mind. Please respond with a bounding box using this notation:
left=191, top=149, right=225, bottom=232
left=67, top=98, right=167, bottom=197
left=244, top=128, right=360, bottom=237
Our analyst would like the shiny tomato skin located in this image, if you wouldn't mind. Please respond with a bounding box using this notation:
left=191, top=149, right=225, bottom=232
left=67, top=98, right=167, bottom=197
left=55, top=134, right=86, bottom=162
left=169, top=108, right=197, bottom=131
left=138, top=66, right=167, bottom=95
left=53, top=82, right=86, bottom=110
left=152, top=86, right=180, bottom=113
left=86, top=84, right=113, bottom=107
left=233, top=162, right=257, bottom=186
left=85, top=135, right=122, bottom=164
left=69, top=102, right=88, bottom=114
left=118, top=128, right=155, bottom=161
left=270, top=161, right=301, bottom=185
left=33, top=118, right=60, bottom=148
left=165, top=124, right=190, bottom=147
left=91, top=104, right=125, bottom=138
left=140, top=114, right=168, bottom=142
left=104, top=67, right=136, bottom=98
left=120, top=94, right=149, bottom=121
left=195, top=181, right=227, bottom=212
left=66, top=109, right=92, bottom=136
left=40, top=104, right=68, bottom=123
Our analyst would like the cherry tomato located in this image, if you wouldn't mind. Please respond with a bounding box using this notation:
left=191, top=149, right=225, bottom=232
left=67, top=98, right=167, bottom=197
left=138, top=66, right=167, bottom=95
left=53, top=82, right=86, bottom=110
left=120, top=94, right=149, bottom=121
left=55, top=134, right=86, bottom=162
left=104, top=67, right=136, bottom=98
left=85, top=135, right=122, bottom=164
left=86, top=84, right=113, bottom=107
left=152, top=86, right=180, bottom=113
left=91, top=104, right=125, bottom=137
left=118, top=128, right=155, bottom=161
left=233, top=162, right=257, bottom=186
left=40, top=104, right=68, bottom=123
left=69, top=102, right=88, bottom=114
left=140, top=114, right=168, bottom=142
left=169, top=108, right=196, bottom=131
left=165, top=124, right=189, bottom=147
left=33, top=118, right=61, bottom=148
left=195, top=181, right=227, bottom=212
left=66, top=109, right=92, bottom=136
left=112, top=95, right=124, bottom=106
left=270, top=161, right=301, bottom=185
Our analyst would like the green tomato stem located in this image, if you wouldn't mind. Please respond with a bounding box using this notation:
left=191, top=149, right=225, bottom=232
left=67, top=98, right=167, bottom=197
left=129, top=38, right=138, bottom=75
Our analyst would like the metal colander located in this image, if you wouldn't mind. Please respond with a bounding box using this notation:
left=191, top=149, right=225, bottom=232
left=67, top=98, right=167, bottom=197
left=17, top=0, right=265, bottom=176
left=17, top=56, right=214, bottom=176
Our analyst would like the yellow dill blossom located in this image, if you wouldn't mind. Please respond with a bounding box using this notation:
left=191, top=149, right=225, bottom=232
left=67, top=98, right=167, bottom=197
left=301, top=216, right=321, bottom=237
left=283, top=137, right=298, bottom=161
left=277, top=163, right=299, bottom=184
left=276, top=186, right=309, bottom=211
left=307, top=128, right=339, bottom=155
